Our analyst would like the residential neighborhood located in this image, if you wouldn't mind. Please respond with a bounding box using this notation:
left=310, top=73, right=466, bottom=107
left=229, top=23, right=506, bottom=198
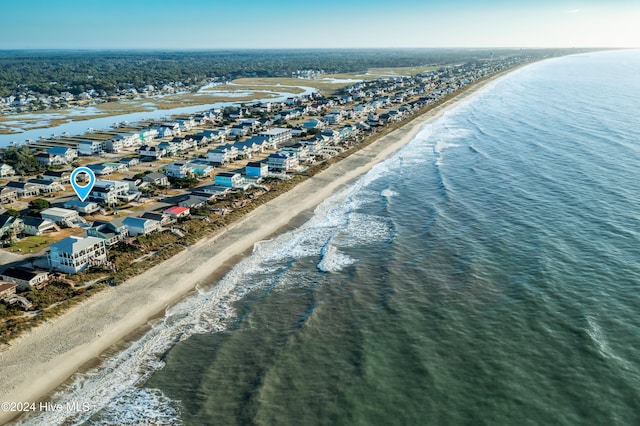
left=0, top=56, right=531, bottom=311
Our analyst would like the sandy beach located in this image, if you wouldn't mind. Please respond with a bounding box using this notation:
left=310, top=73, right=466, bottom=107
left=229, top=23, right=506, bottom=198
left=0, top=72, right=505, bottom=425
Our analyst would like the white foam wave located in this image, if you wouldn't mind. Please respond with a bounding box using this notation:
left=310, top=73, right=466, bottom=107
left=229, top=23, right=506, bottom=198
left=317, top=244, right=355, bottom=272
left=381, top=188, right=397, bottom=198
left=87, top=388, right=182, bottom=426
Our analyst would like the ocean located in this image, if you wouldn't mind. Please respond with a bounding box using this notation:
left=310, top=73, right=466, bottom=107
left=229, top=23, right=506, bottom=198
left=17, top=49, right=640, bottom=425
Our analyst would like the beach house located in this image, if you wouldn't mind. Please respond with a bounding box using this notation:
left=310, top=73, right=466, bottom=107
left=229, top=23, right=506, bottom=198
left=0, top=267, right=49, bottom=291
left=0, top=214, right=24, bottom=239
left=89, top=180, right=135, bottom=206
left=123, top=216, right=161, bottom=236
left=42, top=170, right=71, bottom=183
left=267, top=151, right=299, bottom=172
left=46, top=147, right=77, bottom=163
left=87, top=218, right=129, bottom=247
left=214, top=172, right=244, bottom=188
left=21, top=216, right=58, bottom=236
left=245, top=161, right=268, bottom=178
left=4, top=181, right=39, bottom=198
left=48, top=236, right=107, bottom=274
left=143, top=172, right=170, bottom=187
left=77, top=140, right=104, bottom=156
left=40, top=207, right=82, bottom=227
left=258, top=128, right=292, bottom=148
left=0, top=163, right=16, bottom=178
left=164, top=206, right=191, bottom=220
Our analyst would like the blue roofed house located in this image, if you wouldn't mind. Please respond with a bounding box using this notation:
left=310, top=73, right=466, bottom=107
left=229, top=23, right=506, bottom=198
left=47, top=146, right=77, bottom=163
left=267, top=151, right=299, bottom=172
left=86, top=163, right=115, bottom=176
left=48, top=236, right=107, bottom=274
left=22, top=216, right=58, bottom=236
left=123, top=216, right=161, bottom=236
left=214, top=172, right=244, bottom=188
left=245, top=161, right=268, bottom=178
left=77, top=140, right=104, bottom=156
left=87, top=218, right=129, bottom=247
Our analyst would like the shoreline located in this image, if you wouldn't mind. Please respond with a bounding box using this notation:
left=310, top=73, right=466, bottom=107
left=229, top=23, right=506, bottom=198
left=0, top=68, right=512, bottom=425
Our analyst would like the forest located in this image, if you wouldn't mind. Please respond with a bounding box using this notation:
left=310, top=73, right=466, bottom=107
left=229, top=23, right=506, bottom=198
left=0, top=48, right=584, bottom=99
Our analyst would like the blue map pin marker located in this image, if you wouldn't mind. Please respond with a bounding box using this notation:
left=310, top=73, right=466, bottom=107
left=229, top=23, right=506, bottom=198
left=70, top=166, right=96, bottom=202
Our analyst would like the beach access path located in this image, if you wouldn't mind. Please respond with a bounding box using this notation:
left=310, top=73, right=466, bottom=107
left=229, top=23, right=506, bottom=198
left=0, top=70, right=506, bottom=425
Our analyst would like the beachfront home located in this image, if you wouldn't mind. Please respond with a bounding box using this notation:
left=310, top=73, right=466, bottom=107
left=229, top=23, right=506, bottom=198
left=21, top=216, right=58, bottom=236
left=87, top=218, right=129, bottom=247
left=178, top=197, right=206, bottom=209
left=164, top=206, right=190, bottom=220
left=245, top=161, right=268, bottom=178
left=0, top=163, right=16, bottom=178
left=48, top=236, right=107, bottom=274
left=0, top=281, right=17, bottom=300
left=0, top=267, right=49, bottom=291
left=267, top=151, right=299, bottom=172
left=40, top=207, right=81, bottom=227
left=0, top=214, right=24, bottom=239
left=214, top=172, right=244, bottom=188
left=77, top=140, right=104, bottom=156
left=281, top=143, right=310, bottom=161
left=123, top=216, right=161, bottom=236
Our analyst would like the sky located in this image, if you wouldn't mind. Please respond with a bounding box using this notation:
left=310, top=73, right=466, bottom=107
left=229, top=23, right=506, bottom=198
left=1, top=0, right=638, bottom=49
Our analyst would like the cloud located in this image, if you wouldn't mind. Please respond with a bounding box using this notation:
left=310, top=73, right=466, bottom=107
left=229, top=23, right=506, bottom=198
left=566, top=8, right=581, bottom=14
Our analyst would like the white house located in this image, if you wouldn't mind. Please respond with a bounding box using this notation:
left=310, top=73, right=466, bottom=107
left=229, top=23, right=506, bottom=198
left=267, top=152, right=299, bottom=172
left=0, top=163, right=15, bottom=178
left=138, top=145, right=165, bottom=160
left=258, top=128, right=292, bottom=148
left=21, top=216, right=58, bottom=236
left=0, top=267, right=49, bottom=291
left=214, top=172, right=244, bottom=188
left=77, top=140, right=104, bottom=156
left=40, top=207, right=81, bottom=227
left=123, top=216, right=161, bottom=236
left=48, top=236, right=107, bottom=274
left=165, top=162, right=191, bottom=178
left=89, top=180, right=135, bottom=206
left=46, top=147, right=77, bottom=163
left=26, top=179, right=64, bottom=193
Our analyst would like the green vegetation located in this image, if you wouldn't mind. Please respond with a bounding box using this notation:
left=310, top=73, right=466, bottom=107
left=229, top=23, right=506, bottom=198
left=0, top=48, right=575, bottom=99
left=28, top=198, right=50, bottom=214
left=0, top=146, right=44, bottom=175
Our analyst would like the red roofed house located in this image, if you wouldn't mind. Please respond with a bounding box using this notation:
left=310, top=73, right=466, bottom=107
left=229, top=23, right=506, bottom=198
left=164, top=206, right=191, bottom=219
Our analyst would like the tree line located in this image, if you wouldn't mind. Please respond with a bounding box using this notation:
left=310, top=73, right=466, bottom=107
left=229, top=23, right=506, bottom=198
left=0, top=48, right=583, bottom=99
